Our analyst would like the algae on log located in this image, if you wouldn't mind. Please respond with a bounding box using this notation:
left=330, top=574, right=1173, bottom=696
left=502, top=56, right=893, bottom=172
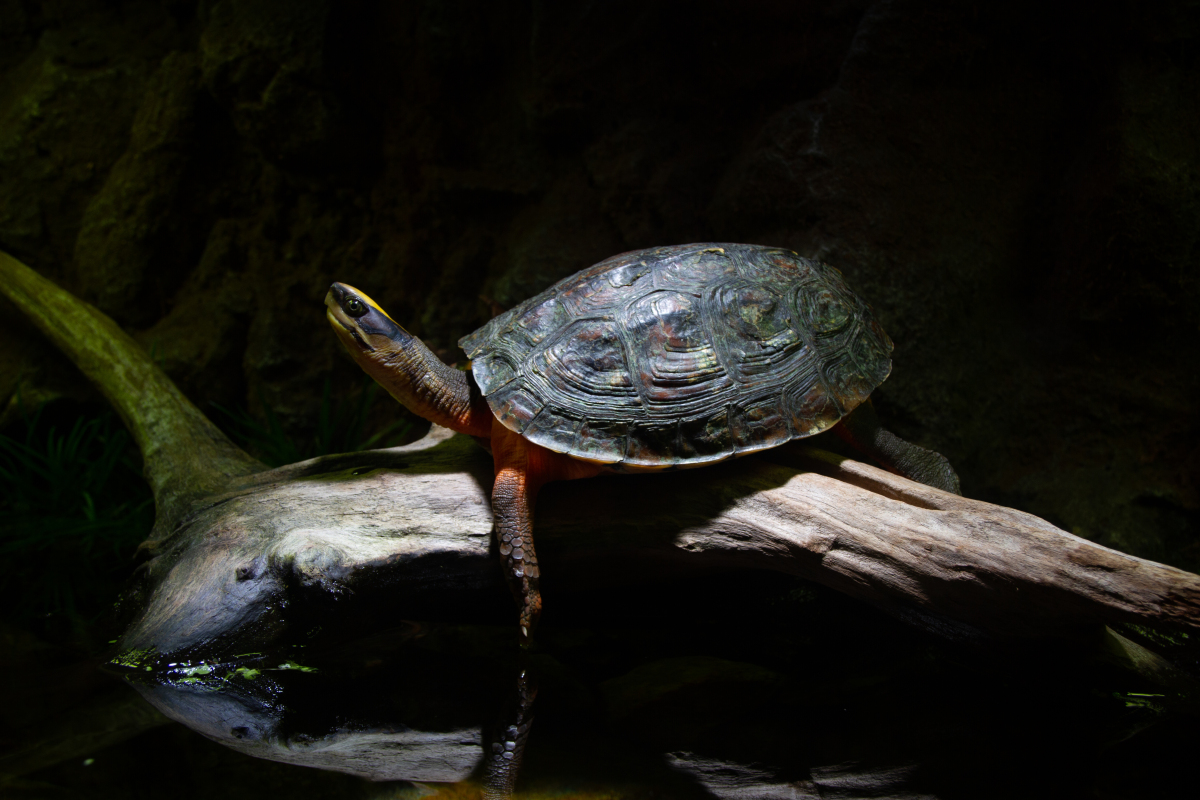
left=1, top=249, right=1198, bottom=660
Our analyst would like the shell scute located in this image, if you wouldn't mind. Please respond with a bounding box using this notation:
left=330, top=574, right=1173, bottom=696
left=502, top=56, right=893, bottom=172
left=522, top=408, right=582, bottom=454
left=821, top=350, right=874, bottom=411
left=560, top=270, right=638, bottom=315
left=472, top=352, right=517, bottom=394
left=678, top=407, right=734, bottom=463
left=730, top=395, right=793, bottom=453
left=490, top=383, right=546, bottom=435
left=795, top=281, right=854, bottom=337
left=737, top=249, right=811, bottom=283
left=625, top=290, right=733, bottom=407
left=533, top=320, right=642, bottom=413
left=849, top=327, right=892, bottom=389
left=460, top=313, right=502, bottom=358
left=785, top=373, right=843, bottom=437
left=658, top=247, right=738, bottom=287
left=606, top=261, right=651, bottom=288
left=515, top=295, right=570, bottom=346
left=712, top=283, right=806, bottom=383
left=625, top=421, right=681, bottom=467
left=574, top=419, right=630, bottom=464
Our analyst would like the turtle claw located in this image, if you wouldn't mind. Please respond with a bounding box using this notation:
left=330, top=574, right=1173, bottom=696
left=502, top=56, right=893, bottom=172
left=517, top=580, right=542, bottom=649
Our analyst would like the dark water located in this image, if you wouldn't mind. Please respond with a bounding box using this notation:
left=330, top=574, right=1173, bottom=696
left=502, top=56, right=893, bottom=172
left=7, top=572, right=1195, bottom=799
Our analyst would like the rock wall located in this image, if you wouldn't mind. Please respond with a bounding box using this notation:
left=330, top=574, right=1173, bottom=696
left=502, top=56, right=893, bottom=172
left=0, top=0, right=1196, bottom=569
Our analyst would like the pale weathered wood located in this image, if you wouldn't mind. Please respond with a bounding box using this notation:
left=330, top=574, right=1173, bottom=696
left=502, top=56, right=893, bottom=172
left=3, top=249, right=1198, bottom=659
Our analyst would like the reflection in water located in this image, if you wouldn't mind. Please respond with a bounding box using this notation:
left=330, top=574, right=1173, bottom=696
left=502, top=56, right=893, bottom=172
left=667, top=755, right=927, bottom=800
left=113, top=623, right=946, bottom=799
left=481, top=670, right=537, bottom=799
left=120, top=627, right=532, bottom=793
left=100, top=576, right=1196, bottom=799
left=133, top=679, right=487, bottom=784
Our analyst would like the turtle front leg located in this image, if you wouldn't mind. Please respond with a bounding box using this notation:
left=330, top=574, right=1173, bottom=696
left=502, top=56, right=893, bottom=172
left=490, top=420, right=603, bottom=645
left=492, top=461, right=544, bottom=646
left=490, top=422, right=547, bottom=647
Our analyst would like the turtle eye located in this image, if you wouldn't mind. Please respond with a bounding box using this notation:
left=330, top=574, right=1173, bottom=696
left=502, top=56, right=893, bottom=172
left=344, top=297, right=368, bottom=318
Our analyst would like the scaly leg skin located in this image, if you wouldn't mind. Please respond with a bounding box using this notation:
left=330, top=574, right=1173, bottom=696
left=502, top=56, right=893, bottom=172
left=836, top=399, right=962, bottom=495
left=491, top=462, right=543, bottom=647
left=491, top=419, right=551, bottom=647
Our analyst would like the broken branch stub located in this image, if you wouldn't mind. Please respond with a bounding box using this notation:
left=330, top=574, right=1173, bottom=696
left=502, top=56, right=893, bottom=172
left=0, top=250, right=262, bottom=532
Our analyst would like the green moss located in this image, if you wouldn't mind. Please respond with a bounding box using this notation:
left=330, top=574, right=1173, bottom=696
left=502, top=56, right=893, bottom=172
left=112, top=653, right=316, bottom=688
left=1122, top=623, right=1191, bottom=649
left=110, top=647, right=158, bottom=671
left=1115, top=692, right=1167, bottom=713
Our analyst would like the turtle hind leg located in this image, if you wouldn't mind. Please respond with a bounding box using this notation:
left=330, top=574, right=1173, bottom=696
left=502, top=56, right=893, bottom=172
left=836, top=400, right=962, bottom=495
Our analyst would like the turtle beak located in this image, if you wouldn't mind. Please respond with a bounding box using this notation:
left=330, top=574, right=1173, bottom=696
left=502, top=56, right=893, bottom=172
left=324, top=283, right=352, bottom=325
left=326, top=283, right=374, bottom=352
left=326, top=282, right=344, bottom=305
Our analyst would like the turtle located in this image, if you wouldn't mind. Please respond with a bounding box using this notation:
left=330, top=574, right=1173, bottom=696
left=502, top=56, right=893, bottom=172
left=325, top=243, right=960, bottom=645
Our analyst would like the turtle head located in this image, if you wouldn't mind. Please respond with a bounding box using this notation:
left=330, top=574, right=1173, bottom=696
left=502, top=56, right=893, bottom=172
left=325, top=282, right=413, bottom=366
left=325, top=282, right=489, bottom=436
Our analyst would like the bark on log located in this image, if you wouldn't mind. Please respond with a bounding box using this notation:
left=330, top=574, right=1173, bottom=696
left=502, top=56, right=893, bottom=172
left=2, top=250, right=1199, bottom=659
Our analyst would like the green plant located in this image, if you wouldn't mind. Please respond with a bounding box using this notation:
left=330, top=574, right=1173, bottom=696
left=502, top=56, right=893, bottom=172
left=0, top=403, right=154, bottom=631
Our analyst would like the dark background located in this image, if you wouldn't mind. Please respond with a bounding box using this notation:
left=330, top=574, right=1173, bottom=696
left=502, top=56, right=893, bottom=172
left=0, top=1, right=1198, bottom=796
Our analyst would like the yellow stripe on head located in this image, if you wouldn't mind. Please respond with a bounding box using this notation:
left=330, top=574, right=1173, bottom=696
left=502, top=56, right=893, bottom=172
left=340, top=283, right=399, bottom=326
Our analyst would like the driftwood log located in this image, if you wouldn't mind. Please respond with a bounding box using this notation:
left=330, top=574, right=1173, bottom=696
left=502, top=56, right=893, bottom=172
left=3, top=250, right=1199, bottom=663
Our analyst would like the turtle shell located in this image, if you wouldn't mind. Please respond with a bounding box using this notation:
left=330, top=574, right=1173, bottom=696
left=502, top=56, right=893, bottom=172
left=459, top=243, right=893, bottom=469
